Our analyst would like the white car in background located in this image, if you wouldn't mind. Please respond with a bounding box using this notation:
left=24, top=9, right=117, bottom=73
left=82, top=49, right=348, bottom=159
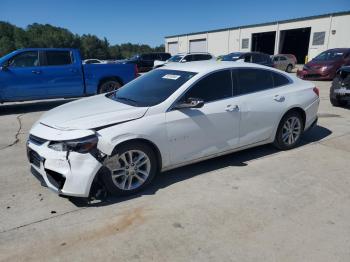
left=27, top=61, right=319, bottom=198
left=83, top=59, right=107, bottom=64
left=153, top=52, right=215, bottom=68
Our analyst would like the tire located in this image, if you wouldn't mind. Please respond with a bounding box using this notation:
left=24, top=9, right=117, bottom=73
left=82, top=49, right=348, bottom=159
left=98, top=79, right=122, bottom=94
left=101, top=142, right=157, bottom=196
left=330, top=75, right=348, bottom=107
left=286, top=64, right=293, bottom=73
left=273, top=111, right=304, bottom=150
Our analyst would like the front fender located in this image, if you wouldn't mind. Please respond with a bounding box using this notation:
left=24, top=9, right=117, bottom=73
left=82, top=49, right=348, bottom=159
left=96, top=113, right=170, bottom=168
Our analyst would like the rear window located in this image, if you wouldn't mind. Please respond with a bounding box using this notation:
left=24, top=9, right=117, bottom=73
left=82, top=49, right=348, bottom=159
left=237, top=68, right=274, bottom=94
left=109, top=69, right=197, bottom=107
left=272, top=72, right=290, bottom=87
left=45, top=51, right=72, bottom=66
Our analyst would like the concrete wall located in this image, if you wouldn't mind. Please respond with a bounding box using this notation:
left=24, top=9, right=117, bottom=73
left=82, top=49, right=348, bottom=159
left=165, top=13, right=350, bottom=63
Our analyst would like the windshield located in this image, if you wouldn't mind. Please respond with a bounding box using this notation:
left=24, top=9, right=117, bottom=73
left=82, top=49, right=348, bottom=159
left=0, top=50, right=18, bottom=65
left=221, top=52, right=243, bottom=61
left=168, top=55, right=184, bottom=62
left=313, top=50, right=344, bottom=61
left=109, top=69, right=197, bottom=107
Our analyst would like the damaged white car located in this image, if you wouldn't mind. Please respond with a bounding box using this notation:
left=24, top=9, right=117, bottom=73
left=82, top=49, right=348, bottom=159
left=27, top=61, right=319, bottom=198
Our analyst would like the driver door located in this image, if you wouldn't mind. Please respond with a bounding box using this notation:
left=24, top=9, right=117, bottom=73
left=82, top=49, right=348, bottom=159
left=165, top=70, right=241, bottom=166
left=1, top=51, right=47, bottom=100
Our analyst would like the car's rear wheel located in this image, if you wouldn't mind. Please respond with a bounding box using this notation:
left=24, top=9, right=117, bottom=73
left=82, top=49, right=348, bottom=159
left=273, top=111, right=304, bottom=150
left=330, top=75, right=348, bottom=107
left=98, top=79, right=122, bottom=94
left=102, top=142, right=157, bottom=196
left=286, top=64, right=293, bottom=73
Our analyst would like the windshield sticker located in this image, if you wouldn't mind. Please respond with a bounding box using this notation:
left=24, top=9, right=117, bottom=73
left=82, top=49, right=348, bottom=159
left=162, top=74, right=181, bottom=80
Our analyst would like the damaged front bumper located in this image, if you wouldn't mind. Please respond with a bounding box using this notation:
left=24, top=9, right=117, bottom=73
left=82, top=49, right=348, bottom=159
left=27, top=124, right=103, bottom=197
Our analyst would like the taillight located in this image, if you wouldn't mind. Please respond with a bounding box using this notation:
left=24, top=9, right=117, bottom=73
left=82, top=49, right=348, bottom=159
left=313, top=87, right=319, bottom=97
left=134, top=64, right=139, bottom=78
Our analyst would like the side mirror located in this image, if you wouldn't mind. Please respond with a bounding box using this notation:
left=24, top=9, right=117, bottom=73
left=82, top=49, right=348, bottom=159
left=0, top=63, right=8, bottom=71
left=174, top=97, right=204, bottom=109
left=236, top=58, right=245, bottom=62
left=181, top=59, right=187, bottom=63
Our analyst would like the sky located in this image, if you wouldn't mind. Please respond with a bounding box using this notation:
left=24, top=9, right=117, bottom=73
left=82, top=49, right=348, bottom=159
left=1, top=0, right=350, bottom=47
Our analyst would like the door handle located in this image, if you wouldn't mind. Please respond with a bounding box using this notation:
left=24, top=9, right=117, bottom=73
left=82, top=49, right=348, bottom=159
left=226, top=104, right=239, bottom=112
left=273, top=95, right=285, bottom=102
left=31, top=70, right=41, bottom=74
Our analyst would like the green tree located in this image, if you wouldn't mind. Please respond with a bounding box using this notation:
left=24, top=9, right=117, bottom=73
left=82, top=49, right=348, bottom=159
left=0, top=21, right=165, bottom=59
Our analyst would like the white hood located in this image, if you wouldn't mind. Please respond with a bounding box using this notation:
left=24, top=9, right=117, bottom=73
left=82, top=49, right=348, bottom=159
left=39, top=95, right=148, bottom=130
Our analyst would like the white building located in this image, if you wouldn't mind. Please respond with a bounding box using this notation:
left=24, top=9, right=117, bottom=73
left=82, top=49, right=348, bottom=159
left=165, top=11, right=350, bottom=63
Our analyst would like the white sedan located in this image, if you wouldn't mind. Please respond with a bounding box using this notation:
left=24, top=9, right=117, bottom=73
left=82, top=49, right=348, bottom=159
left=27, top=61, right=319, bottom=198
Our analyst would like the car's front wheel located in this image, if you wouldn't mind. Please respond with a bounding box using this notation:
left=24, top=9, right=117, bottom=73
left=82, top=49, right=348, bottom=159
left=102, top=142, right=157, bottom=196
left=273, top=111, right=304, bottom=150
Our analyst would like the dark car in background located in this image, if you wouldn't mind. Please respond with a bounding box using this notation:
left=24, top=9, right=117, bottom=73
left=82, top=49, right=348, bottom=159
left=123, top=52, right=171, bottom=72
left=330, top=66, right=350, bottom=107
left=221, top=52, right=274, bottom=67
left=297, top=48, right=350, bottom=80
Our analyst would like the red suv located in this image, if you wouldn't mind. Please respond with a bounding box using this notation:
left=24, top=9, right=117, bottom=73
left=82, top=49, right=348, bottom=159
left=297, top=48, right=350, bottom=80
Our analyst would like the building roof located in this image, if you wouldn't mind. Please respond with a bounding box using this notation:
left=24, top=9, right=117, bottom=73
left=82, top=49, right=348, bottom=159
left=165, top=10, right=350, bottom=39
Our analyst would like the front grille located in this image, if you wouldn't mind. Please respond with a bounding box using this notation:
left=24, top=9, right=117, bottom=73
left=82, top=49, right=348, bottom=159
left=29, top=134, right=47, bottom=146
left=304, top=74, right=322, bottom=79
left=28, top=150, right=43, bottom=168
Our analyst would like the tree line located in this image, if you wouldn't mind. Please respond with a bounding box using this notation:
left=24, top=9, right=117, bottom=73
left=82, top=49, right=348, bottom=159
left=0, top=22, right=164, bottom=59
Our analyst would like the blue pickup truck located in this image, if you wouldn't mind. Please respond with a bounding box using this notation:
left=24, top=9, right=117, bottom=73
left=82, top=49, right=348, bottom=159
left=0, top=48, right=137, bottom=103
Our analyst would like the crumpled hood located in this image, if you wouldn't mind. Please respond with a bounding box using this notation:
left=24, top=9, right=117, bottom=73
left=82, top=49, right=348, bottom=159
left=39, top=94, right=148, bottom=130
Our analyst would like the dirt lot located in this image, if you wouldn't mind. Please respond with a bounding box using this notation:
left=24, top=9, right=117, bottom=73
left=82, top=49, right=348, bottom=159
left=1, top=78, right=350, bottom=262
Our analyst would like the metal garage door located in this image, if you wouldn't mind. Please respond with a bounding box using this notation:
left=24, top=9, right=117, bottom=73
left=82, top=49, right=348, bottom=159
left=189, top=39, right=207, bottom=52
left=168, top=42, right=178, bottom=55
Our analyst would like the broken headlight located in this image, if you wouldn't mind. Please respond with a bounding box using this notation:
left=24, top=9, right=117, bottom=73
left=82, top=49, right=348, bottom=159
left=48, top=135, right=98, bottom=154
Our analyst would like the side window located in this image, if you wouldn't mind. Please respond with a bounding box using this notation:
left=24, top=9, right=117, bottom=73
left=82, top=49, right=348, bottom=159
left=193, top=54, right=205, bottom=61
left=142, top=54, right=152, bottom=60
left=273, top=56, right=279, bottom=62
left=272, top=72, right=290, bottom=87
left=151, top=54, right=159, bottom=60
left=237, top=68, right=274, bottom=94
left=45, top=51, right=72, bottom=66
left=252, top=54, right=262, bottom=63
left=244, top=55, right=252, bottom=63
left=184, top=55, right=193, bottom=62
left=205, top=54, right=212, bottom=60
left=182, top=70, right=233, bottom=103
left=280, top=56, right=287, bottom=61
left=8, top=51, right=39, bottom=67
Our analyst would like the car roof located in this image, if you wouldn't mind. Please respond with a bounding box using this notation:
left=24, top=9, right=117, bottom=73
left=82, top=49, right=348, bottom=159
left=162, top=60, right=268, bottom=74
left=325, top=48, right=350, bottom=52
left=18, top=48, right=77, bottom=52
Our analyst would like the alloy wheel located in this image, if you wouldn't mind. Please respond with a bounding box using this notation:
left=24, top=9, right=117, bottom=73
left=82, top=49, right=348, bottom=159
left=110, top=150, right=151, bottom=190
left=281, top=116, right=302, bottom=145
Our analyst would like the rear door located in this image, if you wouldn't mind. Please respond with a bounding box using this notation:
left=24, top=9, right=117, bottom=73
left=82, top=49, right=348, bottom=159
left=235, top=68, right=290, bottom=146
left=166, top=70, right=241, bottom=165
left=0, top=50, right=48, bottom=100
left=41, top=50, right=84, bottom=97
